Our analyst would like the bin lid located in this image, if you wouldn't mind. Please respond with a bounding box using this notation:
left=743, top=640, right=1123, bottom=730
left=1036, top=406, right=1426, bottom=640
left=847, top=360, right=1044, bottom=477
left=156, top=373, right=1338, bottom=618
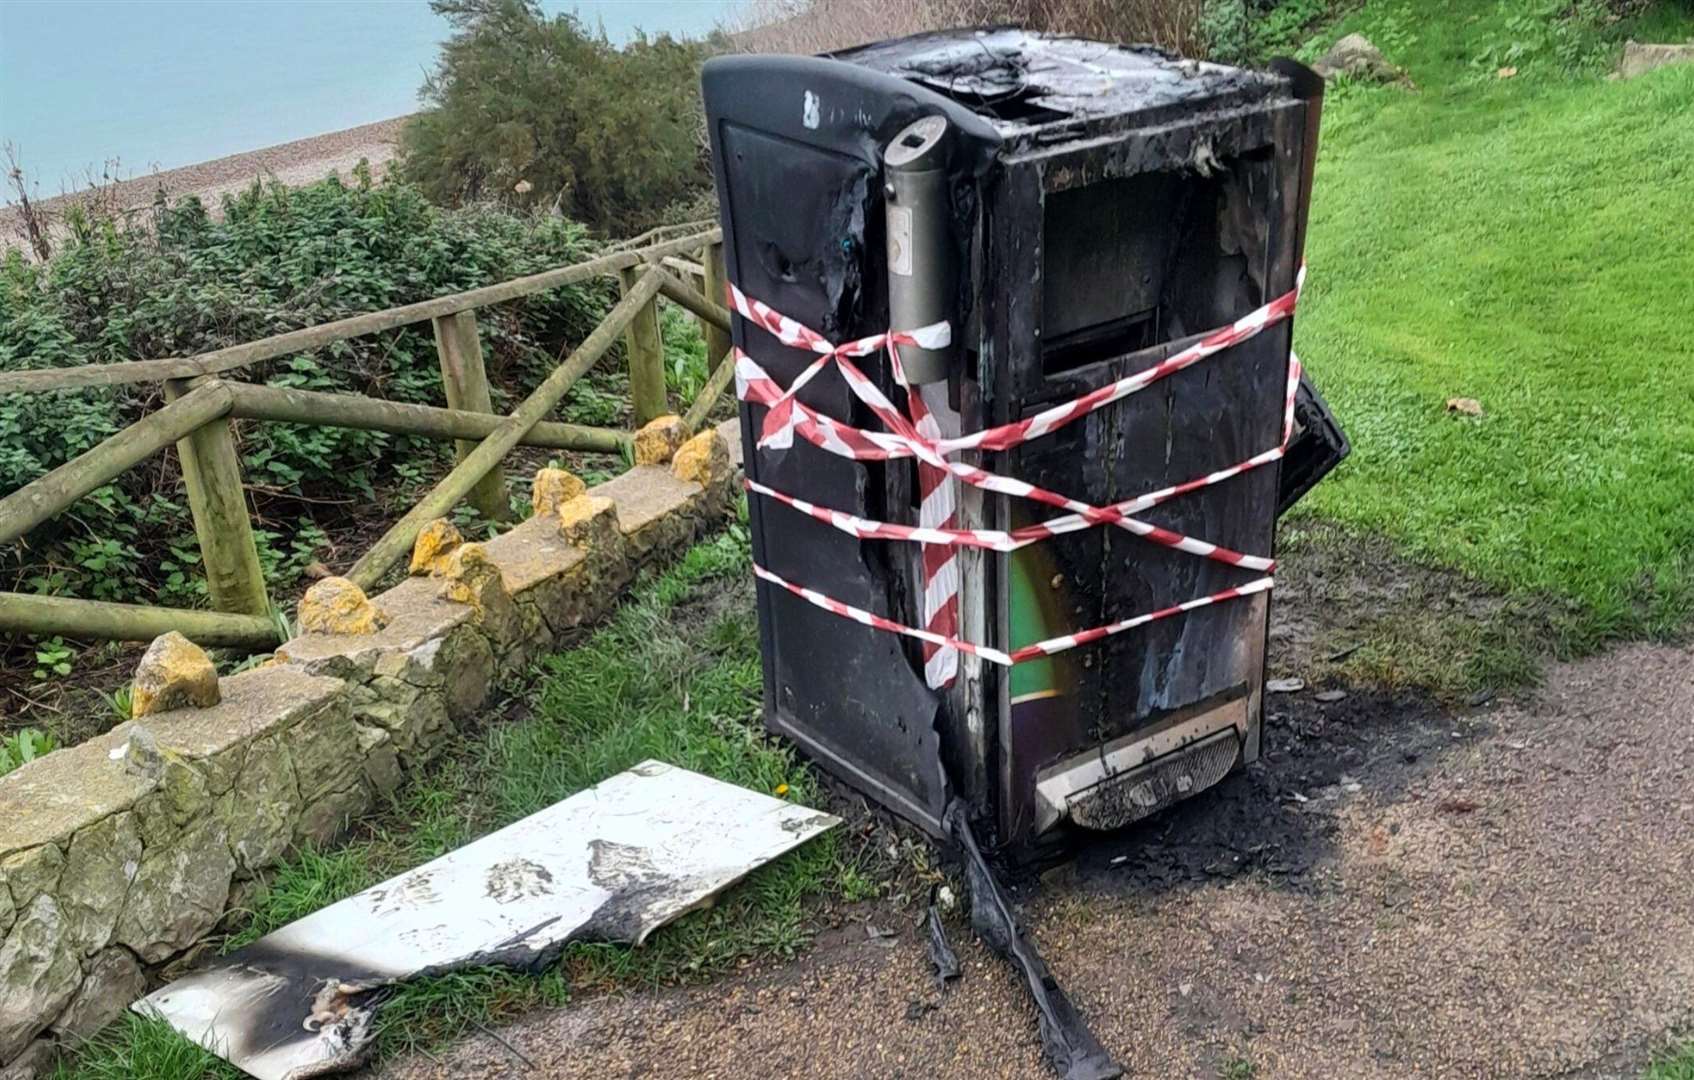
left=833, top=28, right=1285, bottom=136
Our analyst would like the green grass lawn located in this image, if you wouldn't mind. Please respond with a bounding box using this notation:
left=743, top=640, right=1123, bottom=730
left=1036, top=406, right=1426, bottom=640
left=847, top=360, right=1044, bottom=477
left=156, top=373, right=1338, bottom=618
left=1294, top=0, right=1694, bottom=670
left=1651, top=1043, right=1694, bottom=1080
left=55, top=522, right=878, bottom=1079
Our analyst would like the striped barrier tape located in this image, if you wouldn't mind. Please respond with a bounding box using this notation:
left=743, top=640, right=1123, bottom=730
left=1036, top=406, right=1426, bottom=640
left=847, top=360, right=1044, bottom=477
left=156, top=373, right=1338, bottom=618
left=735, top=347, right=1303, bottom=572
left=728, top=269, right=1303, bottom=676
left=753, top=563, right=1276, bottom=668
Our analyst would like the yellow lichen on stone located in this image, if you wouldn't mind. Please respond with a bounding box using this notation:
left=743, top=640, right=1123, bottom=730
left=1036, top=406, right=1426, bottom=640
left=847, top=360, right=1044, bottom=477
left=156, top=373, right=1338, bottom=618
left=408, top=518, right=463, bottom=576
left=531, top=467, right=587, bottom=518
left=434, top=543, right=506, bottom=611
left=131, top=631, right=220, bottom=718
left=671, top=430, right=732, bottom=489
left=632, top=414, right=687, bottom=465
left=434, top=542, right=520, bottom=643
left=556, top=494, right=619, bottom=548
left=298, top=577, right=388, bottom=636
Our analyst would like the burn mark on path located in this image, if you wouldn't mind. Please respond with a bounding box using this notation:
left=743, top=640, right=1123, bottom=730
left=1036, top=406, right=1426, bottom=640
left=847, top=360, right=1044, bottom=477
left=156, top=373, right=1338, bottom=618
left=1070, top=688, right=1463, bottom=892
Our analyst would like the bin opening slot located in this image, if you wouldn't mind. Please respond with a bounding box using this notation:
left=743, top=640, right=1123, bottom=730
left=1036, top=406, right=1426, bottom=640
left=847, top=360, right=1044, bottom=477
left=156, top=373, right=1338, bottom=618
left=1040, top=163, right=1260, bottom=378
left=1040, top=307, right=1164, bottom=374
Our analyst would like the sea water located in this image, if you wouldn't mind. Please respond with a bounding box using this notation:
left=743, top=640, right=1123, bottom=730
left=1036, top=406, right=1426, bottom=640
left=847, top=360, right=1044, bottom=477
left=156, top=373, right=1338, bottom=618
left=0, top=0, right=732, bottom=199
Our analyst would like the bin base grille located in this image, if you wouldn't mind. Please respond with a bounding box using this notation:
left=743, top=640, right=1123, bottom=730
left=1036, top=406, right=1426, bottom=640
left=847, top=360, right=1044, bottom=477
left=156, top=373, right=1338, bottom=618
left=1065, top=729, right=1242, bottom=831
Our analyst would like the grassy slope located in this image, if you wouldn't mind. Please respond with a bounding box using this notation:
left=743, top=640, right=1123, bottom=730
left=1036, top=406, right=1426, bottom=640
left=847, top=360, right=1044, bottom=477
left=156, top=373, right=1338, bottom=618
left=56, top=523, right=870, bottom=1078
left=1296, top=0, right=1694, bottom=663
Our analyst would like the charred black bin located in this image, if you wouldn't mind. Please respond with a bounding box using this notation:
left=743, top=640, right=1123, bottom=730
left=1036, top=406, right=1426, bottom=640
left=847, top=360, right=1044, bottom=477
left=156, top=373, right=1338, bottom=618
left=703, top=31, right=1346, bottom=864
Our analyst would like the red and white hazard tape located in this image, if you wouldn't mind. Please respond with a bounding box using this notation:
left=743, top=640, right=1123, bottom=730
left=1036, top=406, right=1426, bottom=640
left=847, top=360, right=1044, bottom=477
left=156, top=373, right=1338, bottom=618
left=740, top=350, right=1302, bottom=570
left=907, top=383, right=962, bottom=687
left=727, top=269, right=1303, bottom=680
left=753, top=563, right=1275, bottom=668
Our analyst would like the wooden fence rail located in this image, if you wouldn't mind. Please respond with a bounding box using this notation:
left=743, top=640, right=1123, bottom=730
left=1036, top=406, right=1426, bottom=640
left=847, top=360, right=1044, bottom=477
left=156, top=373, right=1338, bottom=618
left=0, top=226, right=734, bottom=648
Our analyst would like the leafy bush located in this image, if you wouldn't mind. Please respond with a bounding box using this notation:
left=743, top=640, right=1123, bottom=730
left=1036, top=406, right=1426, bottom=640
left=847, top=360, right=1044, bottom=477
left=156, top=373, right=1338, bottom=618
left=398, top=0, right=719, bottom=235
left=1201, top=0, right=1341, bottom=65
left=1, top=168, right=615, bottom=610
left=1470, top=0, right=1615, bottom=76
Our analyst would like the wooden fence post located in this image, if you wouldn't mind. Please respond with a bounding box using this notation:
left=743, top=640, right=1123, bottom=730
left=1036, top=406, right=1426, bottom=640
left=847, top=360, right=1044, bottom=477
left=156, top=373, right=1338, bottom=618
left=702, top=240, right=732, bottom=368
left=620, top=265, right=668, bottom=425
left=348, top=269, right=664, bottom=590
left=164, top=379, right=271, bottom=618
left=431, top=309, right=511, bottom=521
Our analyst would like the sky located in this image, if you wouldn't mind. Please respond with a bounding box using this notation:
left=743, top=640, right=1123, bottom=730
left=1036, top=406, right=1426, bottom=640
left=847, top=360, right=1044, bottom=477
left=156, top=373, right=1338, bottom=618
left=0, top=0, right=736, bottom=198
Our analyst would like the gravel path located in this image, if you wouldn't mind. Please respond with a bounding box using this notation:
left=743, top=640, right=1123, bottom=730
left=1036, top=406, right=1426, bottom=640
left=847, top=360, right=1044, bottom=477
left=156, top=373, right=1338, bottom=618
left=373, top=640, right=1693, bottom=1079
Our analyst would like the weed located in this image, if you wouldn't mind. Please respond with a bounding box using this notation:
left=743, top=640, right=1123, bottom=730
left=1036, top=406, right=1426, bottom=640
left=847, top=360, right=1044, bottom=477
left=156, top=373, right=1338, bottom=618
left=660, top=300, right=710, bottom=403
left=0, top=727, right=56, bottom=777
left=97, top=686, right=132, bottom=724
left=2, top=173, right=613, bottom=613
left=32, top=636, right=73, bottom=680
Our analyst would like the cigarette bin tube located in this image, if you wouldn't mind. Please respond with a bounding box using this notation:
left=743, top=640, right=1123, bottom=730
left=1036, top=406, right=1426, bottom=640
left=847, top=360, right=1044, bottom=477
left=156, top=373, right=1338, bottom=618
left=883, top=115, right=956, bottom=385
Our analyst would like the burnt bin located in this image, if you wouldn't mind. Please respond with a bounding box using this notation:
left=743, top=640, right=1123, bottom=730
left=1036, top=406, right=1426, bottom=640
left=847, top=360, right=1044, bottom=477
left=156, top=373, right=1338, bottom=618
left=703, top=30, right=1345, bottom=862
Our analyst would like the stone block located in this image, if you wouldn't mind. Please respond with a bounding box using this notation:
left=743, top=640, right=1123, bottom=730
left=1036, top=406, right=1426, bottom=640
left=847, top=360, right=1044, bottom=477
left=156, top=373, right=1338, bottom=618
left=284, top=693, right=361, bottom=808
left=0, top=895, right=81, bottom=1063
left=50, top=946, right=145, bottom=1044
left=276, top=576, right=472, bottom=681
left=716, top=417, right=744, bottom=468
left=498, top=599, right=552, bottom=675
left=1620, top=40, right=1694, bottom=79
left=438, top=626, right=495, bottom=723
left=135, top=666, right=345, bottom=794
left=130, top=632, right=219, bottom=718
left=0, top=845, right=64, bottom=912
left=557, top=494, right=621, bottom=551
left=354, top=678, right=450, bottom=763
left=294, top=785, right=370, bottom=848
left=57, top=812, right=141, bottom=958
left=482, top=515, right=589, bottom=596
left=592, top=465, right=703, bottom=561
left=355, top=725, right=403, bottom=798
left=218, top=736, right=300, bottom=874
left=632, top=414, right=686, bottom=465
left=408, top=518, right=463, bottom=576
left=297, top=577, right=388, bottom=636
left=111, top=816, right=234, bottom=964
left=672, top=429, right=733, bottom=490
left=0, top=1039, right=55, bottom=1080
left=433, top=543, right=522, bottom=647
left=370, top=637, right=448, bottom=690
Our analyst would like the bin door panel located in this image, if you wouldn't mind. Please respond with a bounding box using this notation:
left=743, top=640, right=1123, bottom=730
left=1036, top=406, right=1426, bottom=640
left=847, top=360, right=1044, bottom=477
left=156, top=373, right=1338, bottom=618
left=704, top=58, right=997, bottom=833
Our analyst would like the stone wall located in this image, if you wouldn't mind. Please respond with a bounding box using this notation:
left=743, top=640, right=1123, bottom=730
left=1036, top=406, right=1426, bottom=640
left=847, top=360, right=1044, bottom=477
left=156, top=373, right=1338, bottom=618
left=0, top=421, right=739, bottom=1076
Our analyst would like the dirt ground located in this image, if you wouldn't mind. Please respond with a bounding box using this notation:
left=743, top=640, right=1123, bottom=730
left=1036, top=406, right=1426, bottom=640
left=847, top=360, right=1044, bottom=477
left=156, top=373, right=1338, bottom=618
left=373, top=587, right=1694, bottom=1077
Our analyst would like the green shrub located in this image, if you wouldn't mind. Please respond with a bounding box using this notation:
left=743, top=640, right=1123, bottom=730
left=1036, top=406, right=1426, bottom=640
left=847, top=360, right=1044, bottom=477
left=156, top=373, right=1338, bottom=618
left=1201, top=0, right=1345, bottom=64
left=1, top=169, right=615, bottom=611
left=398, top=0, right=719, bottom=235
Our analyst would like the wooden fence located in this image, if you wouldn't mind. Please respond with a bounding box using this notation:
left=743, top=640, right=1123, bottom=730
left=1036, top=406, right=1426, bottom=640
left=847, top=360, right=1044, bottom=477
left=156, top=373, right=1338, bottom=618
left=0, top=224, right=735, bottom=651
